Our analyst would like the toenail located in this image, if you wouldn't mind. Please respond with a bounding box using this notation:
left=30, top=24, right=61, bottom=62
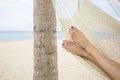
left=69, top=28, right=70, bottom=30
left=62, top=43, right=64, bottom=45
left=63, top=40, right=65, bottom=42
left=71, top=26, right=74, bottom=29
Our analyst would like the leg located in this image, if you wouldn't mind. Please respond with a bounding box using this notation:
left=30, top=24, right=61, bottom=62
left=69, top=26, right=120, bottom=80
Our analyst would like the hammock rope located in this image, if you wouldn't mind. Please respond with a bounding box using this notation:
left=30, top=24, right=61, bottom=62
left=107, top=0, right=120, bottom=17
left=53, top=0, right=120, bottom=79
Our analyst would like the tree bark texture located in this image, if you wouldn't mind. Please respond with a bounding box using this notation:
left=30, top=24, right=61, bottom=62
left=34, top=0, right=58, bottom=80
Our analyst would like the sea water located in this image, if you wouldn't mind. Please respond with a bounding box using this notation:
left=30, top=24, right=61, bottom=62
left=0, top=31, right=64, bottom=40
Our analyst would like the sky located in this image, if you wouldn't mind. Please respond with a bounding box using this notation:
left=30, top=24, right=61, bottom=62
left=0, top=0, right=119, bottom=31
left=0, top=0, right=33, bottom=31
left=0, top=0, right=61, bottom=31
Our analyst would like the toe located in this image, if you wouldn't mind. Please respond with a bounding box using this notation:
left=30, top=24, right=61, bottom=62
left=62, top=40, right=69, bottom=48
left=62, top=40, right=69, bottom=44
left=70, top=26, right=81, bottom=33
left=69, top=26, right=80, bottom=35
left=69, top=26, right=75, bottom=36
left=69, top=26, right=76, bottom=32
left=62, top=43, right=66, bottom=49
left=62, top=40, right=65, bottom=48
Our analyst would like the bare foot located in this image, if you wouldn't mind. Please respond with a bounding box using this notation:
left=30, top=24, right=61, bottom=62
left=62, top=40, right=93, bottom=60
left=69, top=26, right=91, bottom=50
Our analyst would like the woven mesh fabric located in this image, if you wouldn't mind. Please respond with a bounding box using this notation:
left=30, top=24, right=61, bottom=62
left=54, top=0, right=120, bottom=79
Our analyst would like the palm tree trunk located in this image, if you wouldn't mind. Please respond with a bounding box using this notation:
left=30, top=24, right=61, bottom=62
left=33, top=0, right=58, bottom=80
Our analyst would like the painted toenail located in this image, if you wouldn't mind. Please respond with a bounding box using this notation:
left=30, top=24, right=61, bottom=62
left=71, top=26, right=74, bottom=29
left=63, top=40, right=65, bottom=42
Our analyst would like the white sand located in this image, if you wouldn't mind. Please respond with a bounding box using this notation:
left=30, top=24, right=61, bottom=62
left=0, top=40, right=84, bottom=80
left=0, top=40, right=108, bottom=80
left=0, top=41, right=33, bottom=80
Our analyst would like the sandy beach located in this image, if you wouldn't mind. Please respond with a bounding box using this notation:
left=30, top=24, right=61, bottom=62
left=0, top=40, right=111, bottom=80
left=0, top=40, right=86, bottom=80
left=0, top=40, right=33, bottom=80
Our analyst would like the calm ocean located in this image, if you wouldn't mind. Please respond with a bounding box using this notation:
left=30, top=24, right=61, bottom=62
left=0, top=31, right=64, bottom=40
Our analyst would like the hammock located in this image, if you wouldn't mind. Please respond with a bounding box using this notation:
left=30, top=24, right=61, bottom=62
left=53, top=0, right=120, bottom=79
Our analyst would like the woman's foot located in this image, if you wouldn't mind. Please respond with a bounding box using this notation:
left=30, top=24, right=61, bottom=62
left=69, top=26, right=91, bottom=50
left=62, top=40, right=93, bottom=60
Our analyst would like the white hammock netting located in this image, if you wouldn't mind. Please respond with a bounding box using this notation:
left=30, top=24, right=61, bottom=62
left=53, top=0, right=120, bottom=79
